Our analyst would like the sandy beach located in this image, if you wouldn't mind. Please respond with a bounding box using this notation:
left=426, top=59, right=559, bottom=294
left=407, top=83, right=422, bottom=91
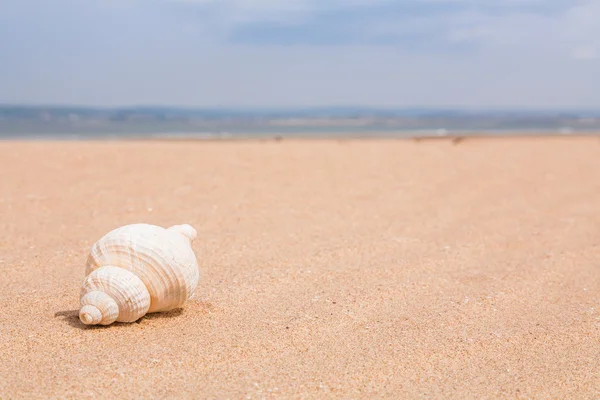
left=0, top=136, right=599, bottom=399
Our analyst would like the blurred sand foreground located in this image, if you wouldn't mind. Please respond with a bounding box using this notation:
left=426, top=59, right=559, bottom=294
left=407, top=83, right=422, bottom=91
left=0, top=136, right=599, bottom=399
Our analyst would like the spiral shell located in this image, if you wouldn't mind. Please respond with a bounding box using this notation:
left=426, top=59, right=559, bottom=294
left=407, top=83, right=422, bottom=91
left=79, top=223, right=200, bottom=326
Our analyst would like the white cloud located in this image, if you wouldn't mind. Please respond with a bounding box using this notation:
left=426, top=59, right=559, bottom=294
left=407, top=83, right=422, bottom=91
left=572, top=46, right=599, bottom=60
left=1, top=0, right=599, bottom=107
left=162, top=0, right=600, bottom=61
left=421, top=0, right=600, bottom=61
left=563, top=1, right=600, bottom=60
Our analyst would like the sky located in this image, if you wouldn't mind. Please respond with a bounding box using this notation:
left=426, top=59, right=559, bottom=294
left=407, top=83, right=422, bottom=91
left=1, top=0, right=599, bottom=109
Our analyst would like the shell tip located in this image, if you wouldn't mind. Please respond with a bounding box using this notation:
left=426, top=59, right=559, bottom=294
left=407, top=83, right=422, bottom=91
left=168, top=224, right=197, bottom=242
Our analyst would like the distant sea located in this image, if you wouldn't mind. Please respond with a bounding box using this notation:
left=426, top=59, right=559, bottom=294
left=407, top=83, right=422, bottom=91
left=1, top=105, right=599, bottom=139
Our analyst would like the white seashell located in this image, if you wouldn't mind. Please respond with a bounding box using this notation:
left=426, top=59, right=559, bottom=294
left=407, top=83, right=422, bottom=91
left=78, top=223, right=200, bottom=326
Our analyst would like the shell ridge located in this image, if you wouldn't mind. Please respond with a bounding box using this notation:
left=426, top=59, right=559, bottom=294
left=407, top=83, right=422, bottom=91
left=79, top=223, right=200, bottom=326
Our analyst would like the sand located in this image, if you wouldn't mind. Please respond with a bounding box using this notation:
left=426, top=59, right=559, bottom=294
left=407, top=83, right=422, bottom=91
left=0, top=136, right=599, bottom=399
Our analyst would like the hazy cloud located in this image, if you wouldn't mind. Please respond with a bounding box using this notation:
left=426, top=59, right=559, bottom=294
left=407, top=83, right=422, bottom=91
left=162, top=0, right=580, bottom=47
left=0, top=0, right=599, bottom=107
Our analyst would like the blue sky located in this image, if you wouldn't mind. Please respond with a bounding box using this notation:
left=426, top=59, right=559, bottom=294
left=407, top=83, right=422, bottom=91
left=1, top=0, right=599, bottom=108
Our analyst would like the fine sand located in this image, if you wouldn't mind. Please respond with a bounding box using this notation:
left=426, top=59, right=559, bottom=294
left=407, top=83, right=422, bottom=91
left=0, top=136, right=599, bottom=399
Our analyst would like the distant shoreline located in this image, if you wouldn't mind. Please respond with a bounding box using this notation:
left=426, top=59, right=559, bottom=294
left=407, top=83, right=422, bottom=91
left=3, top=105, right=600, bottom=139
left=1, top=129, right=599, bottom=141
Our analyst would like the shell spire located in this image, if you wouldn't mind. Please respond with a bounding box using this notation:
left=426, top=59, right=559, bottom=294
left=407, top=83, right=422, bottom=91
left=79, top=223, right=200, bottom=326
left=168, top=224, right=197, bottom=242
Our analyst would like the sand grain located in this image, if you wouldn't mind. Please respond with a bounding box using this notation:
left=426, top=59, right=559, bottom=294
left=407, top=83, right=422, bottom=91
left=0, top=137, right=599, bottom=398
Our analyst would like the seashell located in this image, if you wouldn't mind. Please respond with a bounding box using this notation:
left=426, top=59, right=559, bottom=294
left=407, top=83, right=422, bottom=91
left=78, top=223, right=200, bottom=326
